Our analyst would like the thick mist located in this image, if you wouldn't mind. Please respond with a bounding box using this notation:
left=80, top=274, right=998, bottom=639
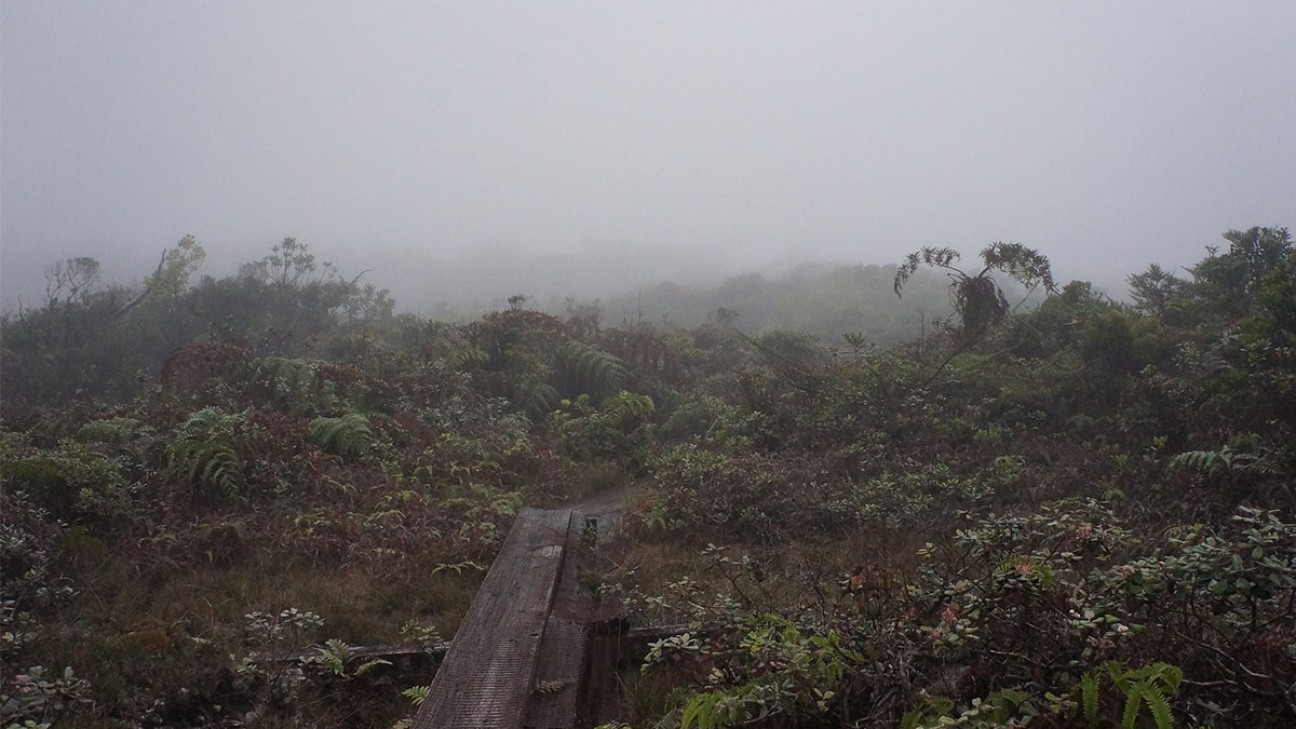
left=3, top=2, right=1294, bottom=311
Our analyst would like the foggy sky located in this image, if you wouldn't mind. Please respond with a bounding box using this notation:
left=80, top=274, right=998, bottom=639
left=3, top=2, right=1294, bottom=312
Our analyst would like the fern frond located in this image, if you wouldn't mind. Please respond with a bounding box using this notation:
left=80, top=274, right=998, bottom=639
left=401, top=685, right=430, bottom=707
left=1170, top=447, right=1257, bottom=474
left=249, top=356, right=339, bottom=415
left=449, top=345, right=489, bottom=370
left=1107, top=660, right=1130, bottom=691
left=1153, top=662, right=1183, bottom=694
left=554, top=340, right=628, bottom=396
left=308, top=413, right=374, bottom=461
left=167, top=407, right=245, bottom=499
left=1141, top=684, right=1173, bottom=729
left=522, top=381, right=560, bottom=419
left=76, top=417, right=146, bottom=446
left=354, top=657, right=392, bottom=676
left=197, top=445, right=242, bottom=498
left=1080, top=672, right=1099, bottom=726
left=601, top=390, right=655, bottom=426
left=1121, top=689, right=1142, bottom=729
left=310, top=638, right=351, bottom=676
left=1171, top=449, right=1224, bottom=473
left=681, top=690, right=722, bottom=729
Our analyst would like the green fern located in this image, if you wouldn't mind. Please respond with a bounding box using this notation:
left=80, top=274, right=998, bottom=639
left=600, top=390, right=655, bottom=426
left=390, top=682, right=433, bottom=729
left=1105, top=660, right=1182, bottom=729
left=1080, top=671, right=1099, bottom=726
left=310, top=638, right=391, bottom=677
left=313, top=638, right=351, bottom=675
left=449, top=345, right=489, bottom=370
left=76, top=417, right=146, bottom=446
left=1170, top=446, right=1257, bottom=474
left=401, top=685, right=430, bottom=707
left=521, top=381, right=560, bottom=419
left=250, top=356, right=339, bottom=415
left=308, top=413, right=374, bottom=461
left=1141, top=683, right=1173, bottom=729
left=553, top=339, right=628, bottom=396
left=251, top=355, right=316, bottom=391
left=167, top=407, right=245, bottom=499
left=901, top=696, right=956, bottom=729
left=681, top=690, right=725, bottom=729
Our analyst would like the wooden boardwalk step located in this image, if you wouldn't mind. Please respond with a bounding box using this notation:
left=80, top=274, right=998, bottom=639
left=413, top=508, right=575, bottom=729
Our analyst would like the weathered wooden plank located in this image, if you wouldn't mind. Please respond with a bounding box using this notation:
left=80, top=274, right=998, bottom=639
left=523, top=616, right=588, bottom=729
left=579, top=576, right=628, bottom=728
left=583, top=620, right=629, bottom=727
left=524, top=511, right=590, bottom=729
left=548, top=512, right=595, bottom=622
left=413, top=508, right=573, bottom=729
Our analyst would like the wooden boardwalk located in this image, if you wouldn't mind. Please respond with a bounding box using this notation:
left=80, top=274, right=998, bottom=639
left=413, top=508, right=623, bottom=729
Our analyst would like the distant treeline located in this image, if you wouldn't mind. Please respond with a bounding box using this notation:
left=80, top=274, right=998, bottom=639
left=3, top=227, right=1288, bottom=413
left=588, top=262, right=969, bottom=343
left=414, top=261, right=972, bottom=343
left=0, top=239, right=970, bottom=409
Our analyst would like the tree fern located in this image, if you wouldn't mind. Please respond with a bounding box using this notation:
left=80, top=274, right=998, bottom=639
left=308, top=412, right=373, bottom=461
left=167, top=407, right=245, bottom=499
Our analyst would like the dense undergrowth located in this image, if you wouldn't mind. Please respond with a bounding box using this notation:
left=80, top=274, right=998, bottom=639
left=2, top=229, right=1294, bottom=728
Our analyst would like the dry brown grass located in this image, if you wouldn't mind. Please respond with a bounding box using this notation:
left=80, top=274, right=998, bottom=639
left=39, top=539, right=485, bottom=728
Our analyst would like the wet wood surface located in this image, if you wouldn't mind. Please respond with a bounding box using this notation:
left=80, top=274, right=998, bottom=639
left=411, top=508, right=626, bottom=729
left=413, top=507, right=573, bottom=729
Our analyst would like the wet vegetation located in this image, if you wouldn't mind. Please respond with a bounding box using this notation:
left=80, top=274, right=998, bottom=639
left=2, top=227, right=1294, bottom=728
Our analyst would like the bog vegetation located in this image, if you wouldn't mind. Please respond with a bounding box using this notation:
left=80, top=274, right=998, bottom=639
left=2, top=228, right=1294, bottom=728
